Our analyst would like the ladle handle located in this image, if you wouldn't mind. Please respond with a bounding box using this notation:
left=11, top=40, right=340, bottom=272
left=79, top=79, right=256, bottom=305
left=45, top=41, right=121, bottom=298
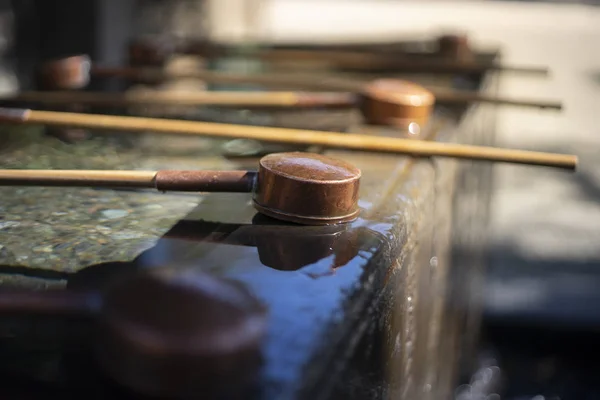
left=3, top=90, right=356, bottom=108
left=488, top=64, right=550, bottom=76
left=74, top=66, right=559, bottom=109
left=0, top=108, right=577, bottom=170
left=433, top=90, right=562, bottom=110
left=91, top=66, right=365, bottom=92
left=0, top=290, right=100, bottom=317
left=154, top=170, right=257, bottom=192
left=4, top=89, right=560, bottom=111
left=184, top=43, right=550, bottom=75
left=91, top=64, right=548, bottom=94
left=254, top=48, right=550, bottom=76
left=0, top=169, right=257, bottom=193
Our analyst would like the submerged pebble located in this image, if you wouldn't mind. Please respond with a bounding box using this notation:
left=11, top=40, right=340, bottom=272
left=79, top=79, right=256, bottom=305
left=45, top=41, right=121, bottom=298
left=0, top=221, right=20, bottom=230
left=101, top=209, right=129, bottom=220
left=32, top=246, right=54, bottom=253
left=111, top=231, right=146, bottom=240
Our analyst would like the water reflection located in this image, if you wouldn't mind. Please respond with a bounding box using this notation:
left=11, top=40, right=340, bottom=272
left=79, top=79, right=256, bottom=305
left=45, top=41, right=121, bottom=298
left=139, top=213, right=383, bottom=274
left=0, top=208, right=388, bottom=292
left=0, top=210, right=391, bottom=398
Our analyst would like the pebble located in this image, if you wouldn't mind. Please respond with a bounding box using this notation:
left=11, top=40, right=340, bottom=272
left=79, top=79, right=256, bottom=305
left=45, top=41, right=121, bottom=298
left=73, top=242, right=91, bottom=252
left=101, top=209, right=129, bottom=220
left=111, top=231, right=146, bottom=240
left=32, top=245, right=54, bottom=253
left=0, top=221, right=20, bottom=230
left=95, top=225, right=112, bottom=233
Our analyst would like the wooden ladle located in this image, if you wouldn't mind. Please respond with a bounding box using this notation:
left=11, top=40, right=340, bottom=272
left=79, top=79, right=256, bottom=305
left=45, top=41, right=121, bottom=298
left=0, top=152, right=362, bottom=226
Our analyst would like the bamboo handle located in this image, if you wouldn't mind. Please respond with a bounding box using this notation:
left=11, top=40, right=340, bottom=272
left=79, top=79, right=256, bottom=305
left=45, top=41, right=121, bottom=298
left=0, top=168, right=257, bottom=192
left=4, top=89, right=560, bottom=110
left=0, top=169, right=157, bottom=187
left=488, top=64, right=550, bottom=76
left=432, top=90, right=562, bottom=110
left=89, top=67, right=559, bottom=109
left=245, top=49, right=550, bottom=76
left=0, top=108, right=577, bottom=170
left=91, top=66, right=366, bottom=92
left=4, top=91, right=356, bottom=108
left=170, top=42, right=550, bottom=76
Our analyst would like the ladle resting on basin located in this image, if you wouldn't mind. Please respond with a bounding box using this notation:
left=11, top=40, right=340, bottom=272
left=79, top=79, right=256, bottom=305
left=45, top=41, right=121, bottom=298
left=0, top=152, right=362, bottom=225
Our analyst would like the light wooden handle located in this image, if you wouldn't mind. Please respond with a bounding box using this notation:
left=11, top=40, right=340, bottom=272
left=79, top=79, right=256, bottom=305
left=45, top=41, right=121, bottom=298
left=0, top=108, right=577, bottom=170
left=91, top=66, right=367, bottom=92
left=0, top=169, right=257, bottom=192
left=0, top=169, right=157, bottom=187
left=4, top=91, right=356, bottom=108
left=6, top=89, right=560, bottom=110
left=90, top=67, right=559, bottom=109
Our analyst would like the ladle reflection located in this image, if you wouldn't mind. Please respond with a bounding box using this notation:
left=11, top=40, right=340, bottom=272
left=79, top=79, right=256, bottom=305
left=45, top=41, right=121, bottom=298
left=138, top=214, right=383, bottom=273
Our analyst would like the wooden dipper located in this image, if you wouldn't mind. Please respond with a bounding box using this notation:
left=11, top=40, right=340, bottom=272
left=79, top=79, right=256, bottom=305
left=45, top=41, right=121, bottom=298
left=437, top=34, right=474, bottom=62
left=36, top=55, right=93, bottom=142
left=4, top=86, right=435, bottom=128
left=361, top=79, right=435, bottom=127
left=0, top=152, right=362, bottom=225
left=35, top=56, right=436, bottom=127
left=0, top=267, right=267, bottom=398
left=37, top=55, right=92, bottom=91
left=128, top=36, right=178, bottom=67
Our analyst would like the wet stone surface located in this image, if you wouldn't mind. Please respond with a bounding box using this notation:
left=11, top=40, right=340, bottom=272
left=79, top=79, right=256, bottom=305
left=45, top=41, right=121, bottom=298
left=0, top=125, right=232, bottom=277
